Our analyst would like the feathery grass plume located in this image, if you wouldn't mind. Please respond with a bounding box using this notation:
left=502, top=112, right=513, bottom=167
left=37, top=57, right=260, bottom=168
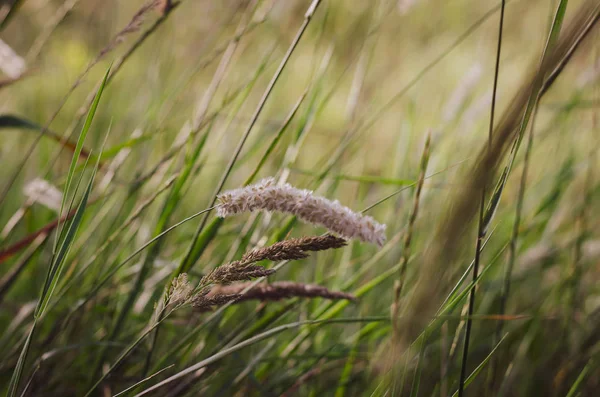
left=203, top=281, right=356, bottom=306
left=217, top=178, right=386, bottom=246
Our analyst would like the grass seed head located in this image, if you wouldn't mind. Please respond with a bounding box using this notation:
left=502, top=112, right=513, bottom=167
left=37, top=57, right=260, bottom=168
left=217, top=178, right=386, bottom=246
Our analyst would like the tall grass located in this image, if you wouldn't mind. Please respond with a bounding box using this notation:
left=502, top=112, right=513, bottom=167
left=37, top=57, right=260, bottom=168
left=1, top=0, right=599, bottom=396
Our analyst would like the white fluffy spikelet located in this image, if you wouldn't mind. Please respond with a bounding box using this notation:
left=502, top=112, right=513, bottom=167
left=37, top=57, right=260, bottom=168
left=217, top=178, right=387, bottom=246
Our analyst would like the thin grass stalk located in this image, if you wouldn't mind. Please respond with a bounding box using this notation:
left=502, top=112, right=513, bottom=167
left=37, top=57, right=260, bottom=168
left=489, top=2, right=567, bottom=368
left=392, top=132, right=431, bottom=334
left=565, top=42, right=598, bottom=330
left=566, top=111, right=596, bottom=335
left=457, top=2, right=506, bottom=395
left=390, top=133, right=430, bottom=394
left=488, top=102, right=538, bottom=393
left=176, top=0, right=323, bottom=275
left=441, top=322, right=449, bottom=397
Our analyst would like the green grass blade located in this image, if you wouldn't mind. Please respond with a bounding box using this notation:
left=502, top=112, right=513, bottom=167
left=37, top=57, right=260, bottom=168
left=135, top=317, right=387, bottom=396
left=565, top=358, right=595, bottom=397
left=35, top=157, right=94, bottom=318
left=55, top=66, right=110, bottom=252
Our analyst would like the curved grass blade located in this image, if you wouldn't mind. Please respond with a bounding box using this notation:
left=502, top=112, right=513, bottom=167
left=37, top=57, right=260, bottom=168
left=54, top=66, right=110, bottom=252
left=134, top=317, right=388, bottom=396
left=6, top=67, right=110, bottom=396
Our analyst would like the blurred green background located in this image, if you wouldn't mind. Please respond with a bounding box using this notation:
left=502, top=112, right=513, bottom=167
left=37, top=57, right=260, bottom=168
left=0, top=0, right=599, bottom=395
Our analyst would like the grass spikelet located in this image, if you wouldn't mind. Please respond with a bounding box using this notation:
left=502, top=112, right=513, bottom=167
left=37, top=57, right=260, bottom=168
left=166, top=273, right=194, bottom=307
left=205, top=281, right=356, bottom=305
left=205, top=263, right=276, bottom=285
left=217, top=178, right=386, bottom=246
left=205, top=234, right=346, bottom=285
left=240, top=234, right=347, bottom=263
left=192, top=293, right=242, bottom=311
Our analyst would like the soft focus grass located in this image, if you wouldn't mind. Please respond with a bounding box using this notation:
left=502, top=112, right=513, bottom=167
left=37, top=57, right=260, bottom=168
left=0, top=0, right=599, bottom=395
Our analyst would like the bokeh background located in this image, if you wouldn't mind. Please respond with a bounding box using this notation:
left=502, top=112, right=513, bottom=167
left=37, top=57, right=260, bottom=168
left=0, top=0, right=599, bottom=395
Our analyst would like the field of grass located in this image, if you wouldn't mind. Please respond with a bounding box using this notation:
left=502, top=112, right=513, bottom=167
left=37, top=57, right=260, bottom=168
left=0, top=0, right=599, bottom=395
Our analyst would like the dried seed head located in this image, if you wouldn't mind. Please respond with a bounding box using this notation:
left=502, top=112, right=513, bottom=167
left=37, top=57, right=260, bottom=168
left=167, top=273, right=194, bottom=306
left=208, top=281, right=357, bottom=303
left=206, top=235, right=347, bottom=286
left=291, top=234, right=347, bottom=252
left=240, top=244, right=308, bottom=264
left=239, top=235, right=347, bottom=264
left=217, top=178, right=386, bottom=246
left=206, top=263, right=276, bottom=285
left=192, top=293, right=241, bottom=311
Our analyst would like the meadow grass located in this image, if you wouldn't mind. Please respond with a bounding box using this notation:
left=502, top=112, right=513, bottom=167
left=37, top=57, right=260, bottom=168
left=0, top=0, right=599, bottom=395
